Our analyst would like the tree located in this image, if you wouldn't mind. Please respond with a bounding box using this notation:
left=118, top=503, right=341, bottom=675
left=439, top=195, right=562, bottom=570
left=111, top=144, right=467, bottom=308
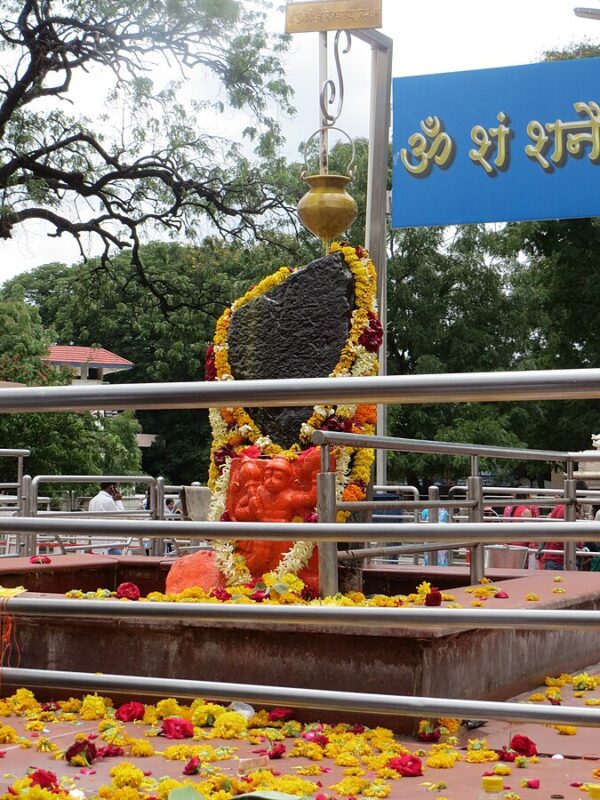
left=0, top=295, right=142, bottom=483
left=0, top=0, right=295, bottom=304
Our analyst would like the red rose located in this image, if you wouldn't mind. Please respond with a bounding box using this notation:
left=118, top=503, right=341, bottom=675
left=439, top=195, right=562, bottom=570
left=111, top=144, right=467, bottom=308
left=425, top=587, right=443, bottom=606
left=496, top=746, right=517, bottom=762
left=268, top=743, right=286, bottom=759
left=183, top=756, right=200, bottom=775
left=240, top=445, right=261, bottom=459
left=494, top=591, right=510, bottom=599
left=268, top=707, right=293, bottom=722
left=161, top=717, right=194, bottom=739
left=523, top=778, right=540, bottom=789
left=97, top=744, right=124, bottom=758
left=388, top=754, right=423, bottom=777
left=204, top=344, right=216, bottom=381
left=250, top=589, right=267, bottom=602
left=349, top=724, right=365, bottom=734
left=417, top=727, right=441, bottom=742
left=29, top=555, right=51, bottom=565
left=29, top=769, right=58, bottom=789
left=510, top=734, right=538, bottom=757
left=115, top=701, right=145, bottom=722
left=211, top=588, right=231, bottom=602
left=65, top=738, right=97, bottom=766
left=115, top=582, right=141, bottom=601
left=302, top=730, right=329, bottom=747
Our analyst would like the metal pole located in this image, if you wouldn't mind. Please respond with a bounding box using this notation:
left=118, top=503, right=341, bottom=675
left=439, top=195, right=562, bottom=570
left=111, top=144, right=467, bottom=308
left=468, top=455, right=485, bottom=583
left=16, top=456, right=24, bottom=516
left=564, top=463, right=577, bottom=571
left=154, top=476, right=166, bottom=556
left=319, top=31, right=329, bottom=174
left=426, top=484, right=439, bottom=565
left=365, top=36, right=393, bottom=489
left=4, top=667, right=599, bottom=727
left=317, top=448, right=339, bottom=596
left=20, top=475, right=33, bottom=556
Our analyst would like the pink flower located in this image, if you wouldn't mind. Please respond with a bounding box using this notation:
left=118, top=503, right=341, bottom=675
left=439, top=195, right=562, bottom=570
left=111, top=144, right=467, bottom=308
left=250, top=589, right=267, bottom=602
left=161, top=717, right=194, bottom=739
left=115, top=701, right=145, bottom=722
left=496, top=746, right=517, bottom=762
left=521, top=778, right=540, bottom=789
left=115, top=582, right=140, bottom=601
left=495, top=591, right=510, bottom=599
left=349, top=724, right=365, bottom=734
left=268, top=707, right=293, bottom=722
left=65, top=738, right=97, bottom=766
left=240, top=445, right=261, bottom=459
left=204, top=344, right=216, bottom=381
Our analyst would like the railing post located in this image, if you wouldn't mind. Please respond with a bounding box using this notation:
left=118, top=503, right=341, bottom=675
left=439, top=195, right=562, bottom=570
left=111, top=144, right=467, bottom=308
left=426, top=484, right=439, bottom=566
left=564, top=462, right=577, bottom=571
left=153, top=477, right=166, bottom=556
left=20, top=475, right=36, bottom=556
left=16, top=456, right=24, bottom=516
left=468, top=455, right=485, bottom=584
left=317, top=444, right=339, bottom=597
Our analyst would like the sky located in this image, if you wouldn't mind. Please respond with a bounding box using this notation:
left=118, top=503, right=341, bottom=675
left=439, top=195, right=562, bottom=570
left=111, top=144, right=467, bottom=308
left=0, top=0, right=597, bottom=285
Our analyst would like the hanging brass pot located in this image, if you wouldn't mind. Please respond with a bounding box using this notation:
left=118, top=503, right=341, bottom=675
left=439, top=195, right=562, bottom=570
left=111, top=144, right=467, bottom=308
left=296, top=126, right=358, bottom=244
left=297, top=173, right=358, bottom=241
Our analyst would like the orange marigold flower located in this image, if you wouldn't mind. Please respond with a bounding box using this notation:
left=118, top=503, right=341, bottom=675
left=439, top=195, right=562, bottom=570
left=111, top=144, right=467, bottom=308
left=342, top=484, right=366, bottom=502
left=355, top=405, right=377, bottom=425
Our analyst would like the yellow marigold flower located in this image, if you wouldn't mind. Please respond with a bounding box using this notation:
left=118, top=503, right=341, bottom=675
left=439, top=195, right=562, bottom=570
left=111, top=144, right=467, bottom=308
left=336, top=753, right=361, bottom=767
left=192, top=702, right=227, bottom=727
left=0, top=724, right=18, bottom=743
left=163, top=744, right=193, bottom=761
left=441, top=593, right=456, bottom=602
left=493, top=764, right=512, bottom=775
left=127, top=738, right=155, bottom=757
left=294, top=764, right=324, bottom=776
left=572, top=672, right=598, bottom=690
left=35, top=738, right=58, bottom=753
left=0, top=700, right=12, bottom=716
left=248, top=710, right=270, bottom=728
left=8, top=688, right=39, bottom=715
left=471, top=601, right=484, bottom=607
left=552, top=587, right=566, bottom=593
left=465, top=749, right=499, bottom=763
left=585, top=698, right=600, bottom=706
left=363, top=779, right=391, bottom=797
left=155, top=698, right=181, bottom=719
left=329, top=776, right=370, bottom=795
left=18, top=738, right=33, bottom=749
left=375, top=767, right=401, bottom=780
left=481, top=577, right=491, bottom=584
left=25, top=720, right=45, bottom=731
left=552, top=724, right=577, bottom=735
left=417, top=581, right=432, bottom=595
left=154, top=777, right=184, bottom=799
left=343, top=767, right=366, bottom=776
left=290, top=740, right=324, bottom=760
left=525, top=593, right=540, bottom=601
left=212, top=710, right=247, bottom=739
left=553, top=575, right=563, bottom=582
left=426, top=750, right=461, bottom=768
left=109, top=762, right=146, bottom=788
left=79, top=693, right=108, bottom=720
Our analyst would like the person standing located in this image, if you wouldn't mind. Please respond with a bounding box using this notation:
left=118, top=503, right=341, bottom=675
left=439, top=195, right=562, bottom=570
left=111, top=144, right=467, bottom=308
left=89, top=483, right=125, bottom=513
left=88, top=483, right=125, bottom=554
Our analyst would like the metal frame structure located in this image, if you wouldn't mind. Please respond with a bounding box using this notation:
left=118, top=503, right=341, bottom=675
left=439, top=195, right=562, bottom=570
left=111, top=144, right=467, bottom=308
left=2, top=371, right=600, bottom=727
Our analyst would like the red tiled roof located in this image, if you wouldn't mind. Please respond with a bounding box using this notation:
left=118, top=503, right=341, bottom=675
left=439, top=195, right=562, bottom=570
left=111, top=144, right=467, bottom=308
left=45, top=346, right=133, bottom=369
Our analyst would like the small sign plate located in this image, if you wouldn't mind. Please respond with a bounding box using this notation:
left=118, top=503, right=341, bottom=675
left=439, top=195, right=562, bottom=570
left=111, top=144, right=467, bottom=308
left=285, top=0, right=382, bottom=34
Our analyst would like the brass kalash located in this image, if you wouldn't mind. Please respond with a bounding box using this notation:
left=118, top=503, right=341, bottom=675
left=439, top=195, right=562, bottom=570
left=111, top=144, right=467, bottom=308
left=296, top=130, right=358, bottom=250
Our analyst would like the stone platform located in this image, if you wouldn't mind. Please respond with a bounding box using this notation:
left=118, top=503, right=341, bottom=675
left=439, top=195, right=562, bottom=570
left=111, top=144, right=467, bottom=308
left=1, top=558, right=599, bottom=735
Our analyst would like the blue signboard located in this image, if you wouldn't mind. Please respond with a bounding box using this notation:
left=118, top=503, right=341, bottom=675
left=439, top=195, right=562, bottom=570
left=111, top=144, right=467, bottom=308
left=392, top=58, right=600, bottom=228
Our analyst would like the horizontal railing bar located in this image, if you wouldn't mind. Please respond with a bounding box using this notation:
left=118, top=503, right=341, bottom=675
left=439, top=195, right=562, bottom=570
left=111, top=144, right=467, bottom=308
left=6, top=598, right=600, bottom=630
left=0, top=449, right=30, bottom=457
left=5, top=369, right=600, bottom=414
left=0, top=517, right=599, bottom=542
left=313, top=430, right=570, bottom=461
left=338, top=500, right=477, bottom=510
left=3, top=667, right=598, bottom=726
left=31, top=475, right=153, bottom=484
left=338, top=542, right=472, bottom=560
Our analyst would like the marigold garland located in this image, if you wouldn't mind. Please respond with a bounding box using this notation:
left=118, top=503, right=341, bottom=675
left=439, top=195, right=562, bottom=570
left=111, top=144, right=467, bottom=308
left=205, top=243, right=381, bottom=585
